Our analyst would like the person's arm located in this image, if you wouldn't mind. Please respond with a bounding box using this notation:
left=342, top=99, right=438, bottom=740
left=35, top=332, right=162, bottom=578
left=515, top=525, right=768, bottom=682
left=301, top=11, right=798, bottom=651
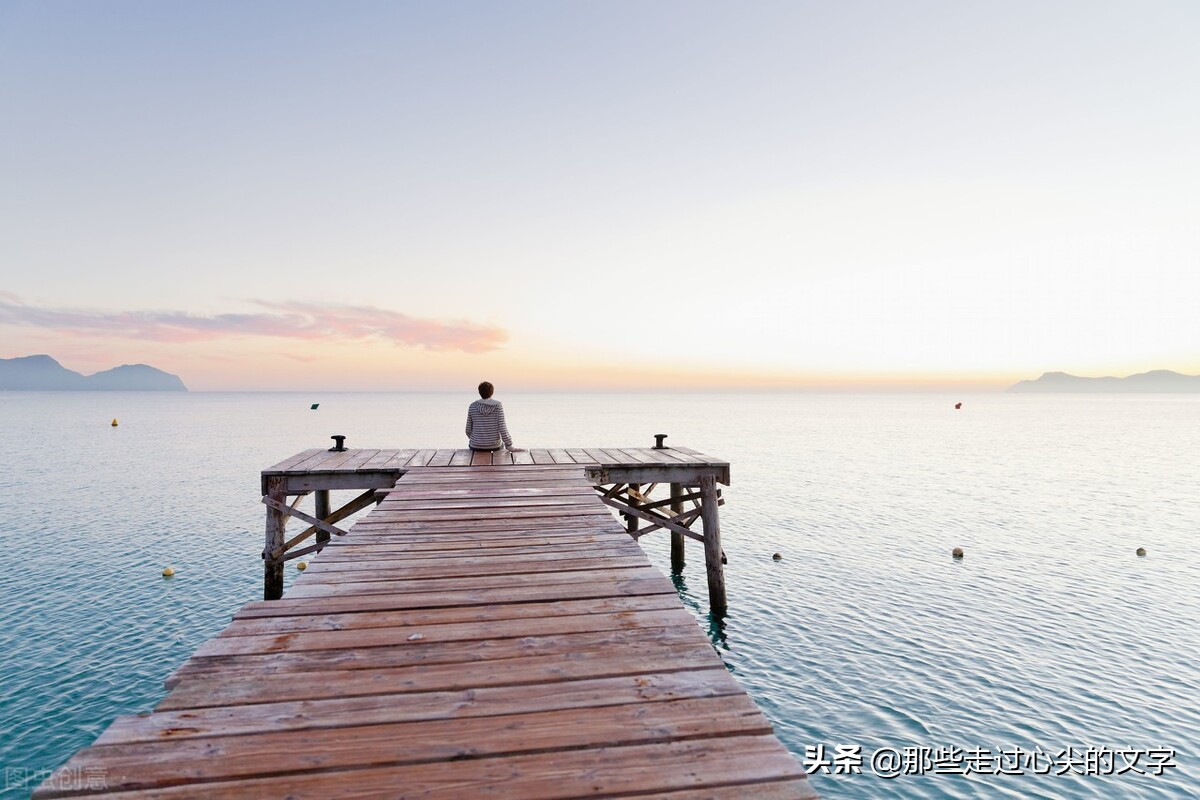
left=465, top=408, right=473, bottom=438
left=497, top=404, right=513, bottom=449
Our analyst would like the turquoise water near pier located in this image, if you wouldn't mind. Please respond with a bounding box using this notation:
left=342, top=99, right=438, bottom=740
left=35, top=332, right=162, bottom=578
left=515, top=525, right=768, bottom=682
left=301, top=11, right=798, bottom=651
left=1, top=392, right=1196, bottom=798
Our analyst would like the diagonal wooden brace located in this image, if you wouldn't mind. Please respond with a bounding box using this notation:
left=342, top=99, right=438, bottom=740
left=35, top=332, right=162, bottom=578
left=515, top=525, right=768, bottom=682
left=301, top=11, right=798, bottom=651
left=262, top=497, right=347, bottom=561
left=264, top=488, right=378, bottom=561
left=597, top=494, right=706, bottom=543
left=631, top=507, right=704, bottom=540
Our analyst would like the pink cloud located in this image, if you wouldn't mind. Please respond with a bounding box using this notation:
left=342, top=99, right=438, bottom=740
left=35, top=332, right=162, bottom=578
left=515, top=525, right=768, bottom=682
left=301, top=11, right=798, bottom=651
left=0, top=296, right=506, bottom=353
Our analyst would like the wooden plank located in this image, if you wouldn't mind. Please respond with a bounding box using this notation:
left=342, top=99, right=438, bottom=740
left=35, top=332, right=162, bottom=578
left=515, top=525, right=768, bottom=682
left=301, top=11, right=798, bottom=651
left=287, top=448, right=343, bottom=473
left=294, top=554, right=654, bottom=584
left=360, top=449, right=400, bottom=469
left=639, top=780, right=819, bottom=800
left=612, top=447, right=660, bottom=465
left=530, top=448, right=555, bottom=464
left=261, top=449, right=324, bottom=474
left=333, top=448, right=381, bottom=472
left=99, top=670, right=744, bottom=744
left=640, top=446, right=694, bottom=465
left=38, top=736, right=805, bottom=799
left=307, top=447, right=362, bottom=473
left=282, top=566, right=663, bottom=598
left=379, top=448, right=420, bottom=469
left=449, top=448, right=473, bottom=466
left=42, top=696, right=772, bottom=794
left=586, top=464, right=729, bottom=487
left=233, top=576, right=678, bottom=620
left=398, top=464, right=581, bottom=477
left=325, top=524, right=626, bottom=543
left=374, top=496, right=605, bottom=511
left=599, top=447, right=639, bottom=464
left=377, top=485, right=596, bottom=499
left=221, top=594, right=681, bottom=637
left=566, top=447, right=597, bottom=463
left=308, top=543, right=642, bottom=569
left=426, top=448, right=454, bottom=467
left=584, top=447, right=620, bottom=464
left=283, top=472, right=402, bottom=494
left=161, top=641, right=720, bottom=707
left=407, top=449, right=437, bottom=467
left=164, top=628, right=715, bottom=690
left=361, top=509, right=615, bottom=525
left=194, top=607, right=698, bottom=657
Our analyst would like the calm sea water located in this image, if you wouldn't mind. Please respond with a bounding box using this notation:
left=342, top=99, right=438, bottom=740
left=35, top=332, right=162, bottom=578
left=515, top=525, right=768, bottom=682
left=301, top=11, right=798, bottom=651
left=1, top=392, right=1197, bottom=799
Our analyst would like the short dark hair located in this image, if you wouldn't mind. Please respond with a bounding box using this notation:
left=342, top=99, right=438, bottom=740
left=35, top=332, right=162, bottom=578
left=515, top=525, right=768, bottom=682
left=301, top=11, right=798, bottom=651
left=478, top=381, right=494, bottom=398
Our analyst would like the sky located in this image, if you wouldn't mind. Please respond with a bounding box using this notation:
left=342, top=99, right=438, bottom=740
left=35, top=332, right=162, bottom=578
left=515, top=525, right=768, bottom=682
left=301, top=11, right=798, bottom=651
left=1, top=0, right=1198, bottom=390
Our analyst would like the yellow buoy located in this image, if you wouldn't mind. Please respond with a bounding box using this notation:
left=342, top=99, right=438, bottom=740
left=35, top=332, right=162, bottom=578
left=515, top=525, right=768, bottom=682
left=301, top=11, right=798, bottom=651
left=111, top=419, right=119, bottom=427
left=162, top=566, right=175, bottom=577
left=296, top=561, right=308, bottom=571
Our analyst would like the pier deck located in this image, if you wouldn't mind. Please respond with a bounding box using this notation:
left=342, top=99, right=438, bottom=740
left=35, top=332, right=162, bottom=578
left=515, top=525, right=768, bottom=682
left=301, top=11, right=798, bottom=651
left=36, top=448, right=814, bottom=799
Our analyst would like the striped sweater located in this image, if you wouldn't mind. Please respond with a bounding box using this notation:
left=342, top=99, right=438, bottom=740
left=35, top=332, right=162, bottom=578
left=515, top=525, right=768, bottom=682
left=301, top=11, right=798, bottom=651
left=465, top=398, right=514, bottom=450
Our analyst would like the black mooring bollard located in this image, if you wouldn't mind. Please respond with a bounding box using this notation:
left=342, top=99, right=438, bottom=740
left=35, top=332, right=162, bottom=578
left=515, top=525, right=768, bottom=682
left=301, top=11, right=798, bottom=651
left=653, top=433, right=668, bottom=449
left=330, top=435, right=347, bottom=452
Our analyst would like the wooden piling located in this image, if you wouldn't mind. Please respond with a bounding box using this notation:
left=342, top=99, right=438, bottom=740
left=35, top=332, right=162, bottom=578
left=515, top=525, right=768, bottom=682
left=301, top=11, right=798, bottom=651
left=670, top=482, right=685, bottom=573
left=314, top=489, right=331, bottom=547
left=699, top=474, right=726, bottom=615
left=263, top=475, right=286, bottom=601
left=626, top=483, right=639, bottom=535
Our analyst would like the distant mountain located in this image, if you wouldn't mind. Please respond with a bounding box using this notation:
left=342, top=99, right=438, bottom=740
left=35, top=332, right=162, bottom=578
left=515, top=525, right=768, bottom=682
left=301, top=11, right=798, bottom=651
left=1008, top=370, right=1200, bottom=393
left=0, top=355, right=187, bottom=391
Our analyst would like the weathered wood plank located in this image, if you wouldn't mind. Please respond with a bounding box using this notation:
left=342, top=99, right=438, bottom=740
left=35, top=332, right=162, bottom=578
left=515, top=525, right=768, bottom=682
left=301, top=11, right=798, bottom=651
left=42, top=696, right=771, bottom=794
left=426, top=448, right=454, bottom=467
left=38, top=736, right=805, bottom=799
left=195, top=607, right=698, bottom=657
left=100, top=670, right=744, bottom=744
left=234, top=576, right=677, bottom=619
left=283, top=566, right=663, bottom=598
left=167, top=627, right=716, bottom=688
left=220, top=594, right=681, bottom=637
left=261, top=448, right=324, bottom=474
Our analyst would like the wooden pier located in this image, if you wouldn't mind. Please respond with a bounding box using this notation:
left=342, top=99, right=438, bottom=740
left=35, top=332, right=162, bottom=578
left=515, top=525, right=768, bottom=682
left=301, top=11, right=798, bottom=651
left=36, top=444, right=814, bottom=799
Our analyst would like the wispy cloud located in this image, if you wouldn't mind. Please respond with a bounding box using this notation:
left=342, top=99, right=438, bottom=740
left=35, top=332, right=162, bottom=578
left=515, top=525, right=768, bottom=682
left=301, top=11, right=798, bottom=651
left=0, top=296, right=506, bottom=353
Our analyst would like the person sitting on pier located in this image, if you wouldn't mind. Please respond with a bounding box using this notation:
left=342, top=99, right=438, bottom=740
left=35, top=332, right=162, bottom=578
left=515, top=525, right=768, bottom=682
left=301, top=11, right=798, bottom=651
left=466, top=381, right=518, bottom=452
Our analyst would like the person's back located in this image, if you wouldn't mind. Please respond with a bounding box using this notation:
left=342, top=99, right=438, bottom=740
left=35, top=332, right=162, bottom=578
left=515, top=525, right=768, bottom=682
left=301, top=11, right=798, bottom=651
left=465, top=381, right=514, bottom=451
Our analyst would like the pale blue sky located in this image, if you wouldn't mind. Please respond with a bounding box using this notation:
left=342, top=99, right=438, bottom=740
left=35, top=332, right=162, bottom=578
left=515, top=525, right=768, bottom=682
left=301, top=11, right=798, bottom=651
left=1, top=1, right=1197, bottom=389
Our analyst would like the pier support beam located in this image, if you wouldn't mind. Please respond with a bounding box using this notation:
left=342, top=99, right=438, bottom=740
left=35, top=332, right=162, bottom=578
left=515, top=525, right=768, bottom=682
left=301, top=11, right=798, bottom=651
left=626, top=484, right=639, bottom=535
left=700, top=474, right=726, bottom=615
left=670, top=482, right=686, bottom=574
left=263, top=475, right=286, bottom=601
left=314, top=490, right=331, bottom=547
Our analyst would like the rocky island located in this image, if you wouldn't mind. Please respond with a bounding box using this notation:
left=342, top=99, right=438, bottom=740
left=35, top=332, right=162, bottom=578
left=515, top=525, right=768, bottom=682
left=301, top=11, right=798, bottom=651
left=1008, top=369, right=1200, bottom=393
left=0, top=355, right=187, bottom=391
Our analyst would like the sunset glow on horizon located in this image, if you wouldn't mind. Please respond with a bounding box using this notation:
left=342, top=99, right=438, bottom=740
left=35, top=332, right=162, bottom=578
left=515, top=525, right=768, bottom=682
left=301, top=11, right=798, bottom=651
left=2, top=2, right=1197, bottom=391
